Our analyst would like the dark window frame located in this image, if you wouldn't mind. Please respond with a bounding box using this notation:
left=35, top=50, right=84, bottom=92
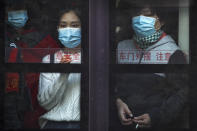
left=108, top=0, right=191, bottom=131
left=1, top=0, right=89, bottom=130
left=0, top=0, right=196, bottom=131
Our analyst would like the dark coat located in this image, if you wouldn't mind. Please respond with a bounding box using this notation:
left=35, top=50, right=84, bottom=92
left=115, top=50, right=189, bottom=130
left=4, top=26, right=59, bottom=129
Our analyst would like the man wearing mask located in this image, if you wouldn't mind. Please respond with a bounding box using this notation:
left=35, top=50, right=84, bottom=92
left=4, top=0, right=59, bottom=129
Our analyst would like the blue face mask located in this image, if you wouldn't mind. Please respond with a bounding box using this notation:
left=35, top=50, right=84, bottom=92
left=8, top=10, right=28, bottom=29
left=132, top=16, right=156, bottom=38
left=58, top=27, right=81, bottom=48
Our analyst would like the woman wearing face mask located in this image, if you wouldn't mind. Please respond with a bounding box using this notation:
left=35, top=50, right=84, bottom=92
left=115, top=1, right=188, bottom=131
left=37, top=8, right=81, bottom=129
left=117, top=2, right=186, bottom=64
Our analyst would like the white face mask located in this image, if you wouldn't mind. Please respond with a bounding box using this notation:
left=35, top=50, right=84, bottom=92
left=132, top=15, right=156, bottom=38
left=58, top=27, right=81, bottom=48
left=7, top=10, right=28, bottom=29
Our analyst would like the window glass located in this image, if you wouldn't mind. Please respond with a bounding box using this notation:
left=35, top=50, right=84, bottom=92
left=5, top=48, right=81, bottom=63
left=4, top=72, right=82, bottom=129
left=3, top=0, right=88, bottom=130
left=109, top=72, right=189, bottom=130
left=110, top=0, right=190, bottom=64
left=4, top=0, right=87, bottom=64
left=109, top=0, right=190, bottom=130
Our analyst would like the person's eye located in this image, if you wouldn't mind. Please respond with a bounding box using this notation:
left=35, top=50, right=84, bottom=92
left=59, top=24, right=67, bottom=28
left=59, top=22, right=67, bottom=28
left=71, top=23, right=80, bottom=28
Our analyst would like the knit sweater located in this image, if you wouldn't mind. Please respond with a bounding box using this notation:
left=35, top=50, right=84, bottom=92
left=37, top=50, right=81, bottom=128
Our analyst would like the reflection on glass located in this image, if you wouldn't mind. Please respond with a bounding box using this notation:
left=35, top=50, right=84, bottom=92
left=5, top=48, right=81, bottom=63
left=4, top=72, right=81, bottom=129
left=117, top=48, right=186, bottom=64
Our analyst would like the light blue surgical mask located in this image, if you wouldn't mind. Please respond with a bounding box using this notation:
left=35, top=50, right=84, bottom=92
left=132, top=16, right=156, bottom=38
left=8, top=10, right=28, bottom=29
left=58, top=27, right=81, bottom=48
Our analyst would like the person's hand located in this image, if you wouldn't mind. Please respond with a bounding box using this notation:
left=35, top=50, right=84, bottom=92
left=116, top=98, right=133, bottom=125
left=133, top=113, right=151, bottom=128
left=60, top=54, right=72, bottom=63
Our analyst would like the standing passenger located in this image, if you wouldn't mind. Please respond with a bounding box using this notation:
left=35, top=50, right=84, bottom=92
left=4, top=0, right=59, bottom=129
left=37, top=8, right=81, bottom=129
left=115, top=1, right=188, bottom=130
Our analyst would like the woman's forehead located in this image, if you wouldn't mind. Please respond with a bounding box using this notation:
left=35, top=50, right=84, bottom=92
left=60, top=11, right=80, bottom=22
left=140, top=7, right=151, bottom=13
left=132, top=6, right=155, bottom=16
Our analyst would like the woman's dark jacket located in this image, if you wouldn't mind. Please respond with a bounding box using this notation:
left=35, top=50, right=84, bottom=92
left=115, top=50, right=189, bottom=129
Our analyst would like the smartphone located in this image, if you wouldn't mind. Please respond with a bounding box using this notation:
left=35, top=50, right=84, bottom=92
left=125, top=114, right=134, bottom=119
left=125, top=114, right=139, bottom=129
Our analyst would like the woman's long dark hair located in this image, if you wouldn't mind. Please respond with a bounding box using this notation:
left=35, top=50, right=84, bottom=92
left=54, top=7, right=82, bottom=48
